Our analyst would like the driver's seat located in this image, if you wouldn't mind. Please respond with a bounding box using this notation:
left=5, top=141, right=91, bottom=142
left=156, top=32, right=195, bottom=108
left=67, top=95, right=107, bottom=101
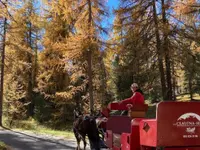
left=128, top=104, right=148, bottom=118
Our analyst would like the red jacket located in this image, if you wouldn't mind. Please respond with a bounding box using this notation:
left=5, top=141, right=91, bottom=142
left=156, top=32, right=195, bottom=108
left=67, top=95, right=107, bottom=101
left=120, top=92, right=144, bottom=105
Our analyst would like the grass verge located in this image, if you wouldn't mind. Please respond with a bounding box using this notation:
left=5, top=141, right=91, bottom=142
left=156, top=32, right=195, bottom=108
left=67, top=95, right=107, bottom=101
left=3, top=118, right=74, bottom=139
left=176, top=94, right=200, bottom=101
left=0, top=141, right=11, bottom=150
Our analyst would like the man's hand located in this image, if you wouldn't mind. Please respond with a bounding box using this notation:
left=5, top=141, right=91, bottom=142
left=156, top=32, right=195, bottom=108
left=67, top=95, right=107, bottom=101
left=118, top=101, right=123, bottom=105
left=126, top=104, right=133, bottom=109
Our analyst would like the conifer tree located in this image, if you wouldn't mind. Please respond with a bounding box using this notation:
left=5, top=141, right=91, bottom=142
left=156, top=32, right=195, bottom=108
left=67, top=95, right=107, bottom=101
left=54, top=0, right=108, bottom=113
left=110, top=0, right=200, bottom=101
left=109, top=0, right=165, bottom=100
left=5, top=0, right=41, bottom=118
left=0, top=0, right=8, bottom=125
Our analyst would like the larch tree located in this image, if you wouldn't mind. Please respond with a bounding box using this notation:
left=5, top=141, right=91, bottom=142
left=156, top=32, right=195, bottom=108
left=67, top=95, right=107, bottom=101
left=173, top=0, right=200, bottom=100
left=55, top=0, right=108, bottom=113
left=5, top=0, right=41, bottom=119
left=37, top=0, right=74, bottom=124
left=0, top=0, right=8, bottom=126
left=110, top=0, right=200, bottom=101
left=109, top=0, right=167, bottom=101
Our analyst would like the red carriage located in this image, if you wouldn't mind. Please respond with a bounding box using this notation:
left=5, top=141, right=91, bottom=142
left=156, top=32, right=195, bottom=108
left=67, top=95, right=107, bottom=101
left=98, top=101, right=200, bottom=150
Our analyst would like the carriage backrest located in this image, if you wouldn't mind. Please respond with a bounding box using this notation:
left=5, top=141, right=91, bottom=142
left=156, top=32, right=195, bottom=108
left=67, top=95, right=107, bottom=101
left=108, top=102, right=148, bottom=118
left=129, top=104, right=148, bottom=118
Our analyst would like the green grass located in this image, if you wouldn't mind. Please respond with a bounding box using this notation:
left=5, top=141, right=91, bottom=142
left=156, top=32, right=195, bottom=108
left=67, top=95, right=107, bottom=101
left=0, top=141, right=10, bottom=150
left=3, top=118, right=74, bottom=139
left=176, top=94, right=200, bottom=101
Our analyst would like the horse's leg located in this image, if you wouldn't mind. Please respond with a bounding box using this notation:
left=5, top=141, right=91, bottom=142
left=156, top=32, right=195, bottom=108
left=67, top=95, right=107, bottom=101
left=77, top=142, right=81, bottom=150
left=76, top=138, right=81, bottom=150
left=83, top=135, right=87, bottom=150
left=73, top=128, right=81, bottom=150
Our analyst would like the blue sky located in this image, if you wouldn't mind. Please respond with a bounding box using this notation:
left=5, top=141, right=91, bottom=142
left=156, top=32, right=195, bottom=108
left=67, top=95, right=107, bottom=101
left=108, top=0, right=119, bottom=12
left=101, top=0, right=119, bottom=40
left=107, top=0, right=119, bottom=25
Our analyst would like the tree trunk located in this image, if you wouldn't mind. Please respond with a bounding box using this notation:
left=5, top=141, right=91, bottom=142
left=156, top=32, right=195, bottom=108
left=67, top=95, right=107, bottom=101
left=27, top=19, right=34, bottom=117
left=188, top=76, right=193, bottom=100
left=27, top=53, right=33, bottom=116
left=87, top=50, right=94, bottom=114
left=32, top=34, right=38, bottom=88
left=152, top=0, right=167, bottom=100
left=0, top=14, right=7, bottom=126
left=87, top=0, right=94, bottom=114
left=161, top=0, right=173, bottom=101
left=172, top=61, right=176, bottom=100
left=99, top=53, right=107, bottom=107
left=27, top=52, right=33, bottom=116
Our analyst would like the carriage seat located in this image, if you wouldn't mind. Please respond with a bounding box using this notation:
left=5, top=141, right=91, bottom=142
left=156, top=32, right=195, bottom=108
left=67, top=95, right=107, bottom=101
left=128, top=104, right=148, bottom=118
left=108, top=102, right=148, bottom=119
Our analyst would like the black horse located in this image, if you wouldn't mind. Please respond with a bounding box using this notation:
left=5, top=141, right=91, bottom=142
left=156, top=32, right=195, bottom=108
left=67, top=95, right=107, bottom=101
left=73, top=109, right=101, bottom=150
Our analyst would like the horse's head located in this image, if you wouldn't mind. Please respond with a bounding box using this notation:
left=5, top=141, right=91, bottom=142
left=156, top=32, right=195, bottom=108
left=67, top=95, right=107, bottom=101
left=73, top=108, right=83, bottom=120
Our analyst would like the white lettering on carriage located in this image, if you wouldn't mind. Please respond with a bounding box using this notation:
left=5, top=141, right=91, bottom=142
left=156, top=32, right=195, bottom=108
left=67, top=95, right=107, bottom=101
left=183, top=135, right=198, bottom=138
left=173, top=113, right=200, bottom=139
left=175, top=122, right=200, bottom=127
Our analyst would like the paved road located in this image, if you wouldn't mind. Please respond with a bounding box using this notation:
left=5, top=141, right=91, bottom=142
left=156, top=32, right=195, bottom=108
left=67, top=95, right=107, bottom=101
left=0, top=129, right=89, bottom=150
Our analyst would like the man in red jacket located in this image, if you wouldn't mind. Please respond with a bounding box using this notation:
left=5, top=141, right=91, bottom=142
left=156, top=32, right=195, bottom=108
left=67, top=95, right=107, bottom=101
left=119, top=83, right=144, bottom=106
